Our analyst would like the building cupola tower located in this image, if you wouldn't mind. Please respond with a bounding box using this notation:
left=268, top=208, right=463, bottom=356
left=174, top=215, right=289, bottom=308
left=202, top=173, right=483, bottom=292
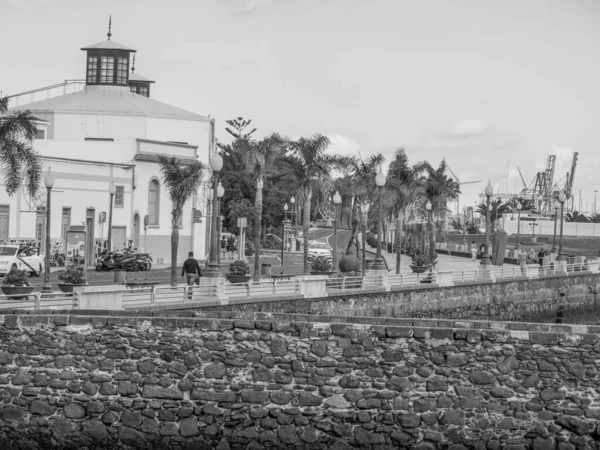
left=128, top=54, right=155, bottom=98
left=80, top=16, right=136, bottom=86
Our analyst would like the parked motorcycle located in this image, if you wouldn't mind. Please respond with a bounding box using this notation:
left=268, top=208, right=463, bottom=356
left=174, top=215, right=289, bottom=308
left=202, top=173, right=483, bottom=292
left=95, top=251, right=140, bottom=272
left=135, top=253, right=153, bottom=271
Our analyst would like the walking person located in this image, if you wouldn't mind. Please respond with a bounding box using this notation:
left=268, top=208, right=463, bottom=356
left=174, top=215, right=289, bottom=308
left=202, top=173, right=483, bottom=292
left=538, top=248, right=544, bottom=267
left=221, top=236, right=227, bottom=260
left=181, top=251, right=203, bottom=299
left=479, top=242, right=485, bottom=258
left=227, top=236, right=236, bottom=260
left=470, top=241, right=478, bottom=261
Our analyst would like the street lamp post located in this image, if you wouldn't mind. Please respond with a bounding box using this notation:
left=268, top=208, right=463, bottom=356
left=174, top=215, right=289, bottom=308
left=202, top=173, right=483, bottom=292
left=290, top=196, right=297, bottom=251
left=551, top=200, right=560, bottom=253
left=333, top=191, right=341, bottom=271
left=515, top=202, right=522, bottom=250
left=282, top=203, right=288, bottom=267
left=41, top=168, right=55, bottom=293
left=107, top=180, right=117, bottom=252
left=361, top=202, right=370, bottom=274
left=425, top=201, right=433, bottom=261
left=371, top=171, right=387, bottom=271
left=556, top=190, right=567, bottom=262
left=205, top=154, right=224, bottom=278
left=461, top=207, right=467, bottom=248
left=480, top=181, right=493, bottom=266
left=216, top=181, right=224, bottom=266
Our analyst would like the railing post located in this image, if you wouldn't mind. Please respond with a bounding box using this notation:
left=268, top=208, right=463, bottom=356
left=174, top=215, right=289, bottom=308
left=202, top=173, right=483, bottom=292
left=35, top=293, right=41, bottom=310
left=273, top=280, right=277, bottom=296
left=246, top=283, right=251, bottom=297
left=400, top=274, right=403, bottom=286
left=151, top=286, right=156, bottom=306
left=184, top=286, right=188, bottom=303
left=417, top=273, right=420, bottom=284
left=341, top=277, right=346, bottom=290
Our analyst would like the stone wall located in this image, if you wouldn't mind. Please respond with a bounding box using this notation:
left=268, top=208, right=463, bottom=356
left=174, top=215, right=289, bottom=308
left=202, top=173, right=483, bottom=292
left=1, top=311, right=600, bottom=449
left=199, top=273, right=600, bottom=323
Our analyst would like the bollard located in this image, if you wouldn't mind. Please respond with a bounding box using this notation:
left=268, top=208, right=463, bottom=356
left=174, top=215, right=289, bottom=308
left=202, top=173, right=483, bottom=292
left=261, top=263, right=272, bottom=279
left=114, top=269, right=126, bottom=285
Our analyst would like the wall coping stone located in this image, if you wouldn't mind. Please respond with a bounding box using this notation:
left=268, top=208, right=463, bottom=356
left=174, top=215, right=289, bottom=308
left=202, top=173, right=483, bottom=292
left=1, top=311, right=598, bottom=337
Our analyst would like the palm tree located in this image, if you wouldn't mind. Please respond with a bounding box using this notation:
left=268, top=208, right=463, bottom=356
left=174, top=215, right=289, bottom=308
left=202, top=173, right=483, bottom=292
left=242, top=133, right=286, bottom=281
left=284, top=134, right=332, bottom=274
left=565, top=211, right=589, bottom=223
left=0, top=95, right=42, bottom=197
left=508, top=197, right=536, bottom=212
left=424, top=160, right=461, bottom=260
left=158, top=156, right=206, bottom=286
left=343, top=153, right=385, bottom=256
left=386, top=149, right=427, bottom=274
left=475, top=199, right=511, bottom=233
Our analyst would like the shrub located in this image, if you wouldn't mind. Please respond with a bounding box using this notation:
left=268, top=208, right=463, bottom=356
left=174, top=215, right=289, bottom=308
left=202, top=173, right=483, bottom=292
left=58, top=263, right=87, bottom=285
left=228, top=260, right=250, bottom=276
left=310, top=256, right=333, bottom=272
left=245, top=240, right=255, bottom=257
left=339, top=255, right=360, bottom=273
left=365, top=232, right=378, bottom=249
left=409, top=249, right=437, bottom=267
left=3, top=269, right=32, bottom=287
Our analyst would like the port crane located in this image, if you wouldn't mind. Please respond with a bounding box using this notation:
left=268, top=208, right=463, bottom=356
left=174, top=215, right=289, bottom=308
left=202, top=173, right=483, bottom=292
left=445, top=162, right=482, bottom=215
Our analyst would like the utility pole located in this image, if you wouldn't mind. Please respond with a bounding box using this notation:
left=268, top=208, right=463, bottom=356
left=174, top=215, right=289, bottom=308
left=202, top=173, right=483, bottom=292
left=595, top=190, right=598, bottom=214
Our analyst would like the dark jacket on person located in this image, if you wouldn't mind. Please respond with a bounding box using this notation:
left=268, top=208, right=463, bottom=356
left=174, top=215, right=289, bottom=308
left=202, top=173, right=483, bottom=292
left=181, top=258, right=203, bottom=277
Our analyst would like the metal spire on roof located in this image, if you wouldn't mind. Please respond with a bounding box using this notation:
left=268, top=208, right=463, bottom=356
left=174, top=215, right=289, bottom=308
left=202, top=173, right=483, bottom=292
left=132, top=54, right=136, bottom=73
left=107, top=15, right=112, bottom=40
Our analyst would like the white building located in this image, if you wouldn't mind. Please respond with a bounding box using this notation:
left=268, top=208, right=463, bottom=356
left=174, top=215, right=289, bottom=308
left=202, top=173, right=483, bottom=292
left=2, top=27, right=213, bottom=266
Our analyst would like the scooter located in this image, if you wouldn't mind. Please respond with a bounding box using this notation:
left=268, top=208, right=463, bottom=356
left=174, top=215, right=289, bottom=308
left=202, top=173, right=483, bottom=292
left=95, top=251, right=140, bottom=272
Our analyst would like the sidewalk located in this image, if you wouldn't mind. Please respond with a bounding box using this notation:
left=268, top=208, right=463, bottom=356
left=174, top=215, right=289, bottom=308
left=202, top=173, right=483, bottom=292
left=365, top=245, right=519, bottom=274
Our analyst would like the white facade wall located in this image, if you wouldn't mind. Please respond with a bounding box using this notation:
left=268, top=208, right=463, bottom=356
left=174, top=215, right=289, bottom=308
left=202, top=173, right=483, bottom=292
left=502, top=218, right=600, bottom=237
left=2, top=94, right=212, bottom=264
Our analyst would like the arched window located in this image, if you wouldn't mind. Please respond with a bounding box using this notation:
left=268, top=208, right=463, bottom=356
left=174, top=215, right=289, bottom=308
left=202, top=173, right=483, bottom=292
left=148, top=179, right=160, bottom=225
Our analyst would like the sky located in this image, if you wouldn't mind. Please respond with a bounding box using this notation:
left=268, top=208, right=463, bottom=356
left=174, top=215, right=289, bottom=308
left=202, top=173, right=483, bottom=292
left=2, top=0, right=600, bottom=213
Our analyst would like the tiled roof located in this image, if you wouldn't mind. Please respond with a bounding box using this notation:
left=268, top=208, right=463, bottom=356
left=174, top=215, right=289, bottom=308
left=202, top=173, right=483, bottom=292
left=9, top=85, right=207, bottom=121
left=80, top=39, right=136, bottom=52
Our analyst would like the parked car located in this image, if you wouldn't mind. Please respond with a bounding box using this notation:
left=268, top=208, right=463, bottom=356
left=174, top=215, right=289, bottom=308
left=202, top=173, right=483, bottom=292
left=0, top=245, right=45, bottom=277
left=308, top=242, right=332, bottom=259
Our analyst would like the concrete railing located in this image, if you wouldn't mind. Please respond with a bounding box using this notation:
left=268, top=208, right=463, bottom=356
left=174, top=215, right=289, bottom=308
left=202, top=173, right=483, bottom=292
left=0, top=261, right=597, bottom=311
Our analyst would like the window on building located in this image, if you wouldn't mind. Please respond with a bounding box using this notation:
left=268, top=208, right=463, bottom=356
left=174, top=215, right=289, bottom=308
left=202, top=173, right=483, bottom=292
left=61, top=207, right=71, bottom=243
left=0, top=205, right=8, bottom=240
left=36, top=207, right=45, bottom=246
left=84, top=137, right=114, bottom=142
left=138, top=85, right=148, bottom=97
left=115, top=186, right=124, bottom=208
left=100, top=56, right=115, bottom=84
left=116, top=57, right=128, bottom=85
left=130, top=86, right=137, bottom=93
left=87, top=56, right=98, bottom=83
left=148, top=180, right=160, bottom=225
left=35, top=130, right=45, bottom=140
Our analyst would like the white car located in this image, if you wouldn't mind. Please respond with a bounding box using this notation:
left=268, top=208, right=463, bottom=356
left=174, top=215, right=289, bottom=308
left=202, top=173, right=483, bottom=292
left=308, top=242, right=332, bottom=259
left=0, top=245, right=45, bottom=277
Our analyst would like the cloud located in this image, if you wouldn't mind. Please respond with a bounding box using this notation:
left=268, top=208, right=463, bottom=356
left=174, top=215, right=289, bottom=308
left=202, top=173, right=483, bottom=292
left=219, top=0, right=274, bottom=13
left=327, top=134, right=361, bottom=155
left=451, top=119, right=488, bottom=137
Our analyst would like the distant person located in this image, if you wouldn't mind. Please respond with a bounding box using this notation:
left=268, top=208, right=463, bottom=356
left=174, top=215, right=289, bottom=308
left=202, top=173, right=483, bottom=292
left=479, top=242, right=485, bottom=257
left=221, top=236, right=227, bottom=259
left=538, top=248, right=545, bottom=266
left=227, top=236, right=236, bottom=259
left=470, top=241, right=478, bottom=261
left=181, top=251, right=203, bottom=298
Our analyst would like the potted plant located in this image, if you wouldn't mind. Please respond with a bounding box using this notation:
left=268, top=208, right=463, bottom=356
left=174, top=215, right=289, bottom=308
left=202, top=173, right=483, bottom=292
left=2, top=268, right=35, bottom=299
left=226, top=260, right=251, bottom=283
left=409, top=249, right=437, bottom=274
left=310, top=256, right=335, bottom=275
left=57, top=263, right=88, bottom=293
